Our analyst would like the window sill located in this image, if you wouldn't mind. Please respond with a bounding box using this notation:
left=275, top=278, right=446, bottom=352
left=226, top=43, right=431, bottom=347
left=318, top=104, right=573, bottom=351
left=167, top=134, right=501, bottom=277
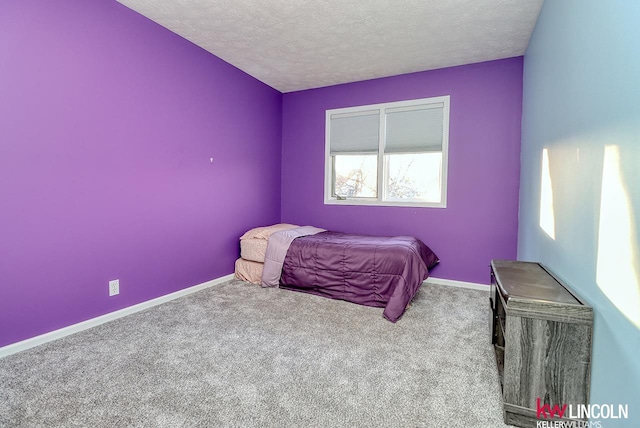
left=324, top=198, right=446, bottom=209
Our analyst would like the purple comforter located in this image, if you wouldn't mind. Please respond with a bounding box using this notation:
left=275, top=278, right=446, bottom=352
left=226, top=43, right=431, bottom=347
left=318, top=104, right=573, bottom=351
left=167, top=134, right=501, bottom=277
left=279, top=231, right=439, bottom=322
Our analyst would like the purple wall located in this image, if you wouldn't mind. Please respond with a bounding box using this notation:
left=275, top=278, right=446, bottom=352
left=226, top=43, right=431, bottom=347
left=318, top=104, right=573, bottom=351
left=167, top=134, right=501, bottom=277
left=281, top=58, right=523, bottom=284
left=0, top=0, right=282, bottom=347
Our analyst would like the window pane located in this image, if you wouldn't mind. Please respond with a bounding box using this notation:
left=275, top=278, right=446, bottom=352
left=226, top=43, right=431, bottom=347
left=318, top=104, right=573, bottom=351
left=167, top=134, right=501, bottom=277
left=334, top=155, right=377, bottom=198
left=386, top=153, right=441, bottom=202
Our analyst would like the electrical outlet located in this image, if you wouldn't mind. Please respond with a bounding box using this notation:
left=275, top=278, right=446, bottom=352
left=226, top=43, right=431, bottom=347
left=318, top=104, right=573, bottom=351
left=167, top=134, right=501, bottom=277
left=109, top=279, right=119, bottom=296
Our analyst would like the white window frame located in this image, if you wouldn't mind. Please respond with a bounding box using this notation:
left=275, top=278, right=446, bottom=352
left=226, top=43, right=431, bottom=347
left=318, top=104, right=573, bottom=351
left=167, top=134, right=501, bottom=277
left=324, top=95, right=450, bottom=208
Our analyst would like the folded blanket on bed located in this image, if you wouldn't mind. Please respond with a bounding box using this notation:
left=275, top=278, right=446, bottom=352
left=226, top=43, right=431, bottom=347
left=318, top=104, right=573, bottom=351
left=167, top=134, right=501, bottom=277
left=240, top=223, right=298, bottom=240
left=240, top=238, right=268, bottom=263
left=261, top=226, right=326, bottom=288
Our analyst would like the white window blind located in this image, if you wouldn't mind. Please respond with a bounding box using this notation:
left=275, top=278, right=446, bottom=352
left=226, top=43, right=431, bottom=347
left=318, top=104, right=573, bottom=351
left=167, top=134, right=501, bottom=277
left=384, top=104, right=444, bottom=153
left=329, top=111, right=379, bottom=154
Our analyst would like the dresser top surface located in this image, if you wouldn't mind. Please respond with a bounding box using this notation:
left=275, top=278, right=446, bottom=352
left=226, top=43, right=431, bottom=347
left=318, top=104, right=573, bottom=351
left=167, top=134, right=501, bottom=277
left=491, top=260, right=581, bottom=306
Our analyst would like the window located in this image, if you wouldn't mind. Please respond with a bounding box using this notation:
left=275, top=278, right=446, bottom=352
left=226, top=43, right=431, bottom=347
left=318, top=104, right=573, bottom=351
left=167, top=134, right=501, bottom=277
left=325, top=96, right=450, bottom=208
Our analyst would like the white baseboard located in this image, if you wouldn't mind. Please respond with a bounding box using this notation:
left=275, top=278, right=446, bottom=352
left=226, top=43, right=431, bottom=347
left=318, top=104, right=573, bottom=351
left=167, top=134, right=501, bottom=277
left=0, top=273, right=235, bottom=359
left=424, top=276, right=489, bottom=292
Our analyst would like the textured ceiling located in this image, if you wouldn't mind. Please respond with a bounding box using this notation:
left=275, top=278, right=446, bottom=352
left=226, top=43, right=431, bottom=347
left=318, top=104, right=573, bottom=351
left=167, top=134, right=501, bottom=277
left=115, top=0, right=544, bottom=93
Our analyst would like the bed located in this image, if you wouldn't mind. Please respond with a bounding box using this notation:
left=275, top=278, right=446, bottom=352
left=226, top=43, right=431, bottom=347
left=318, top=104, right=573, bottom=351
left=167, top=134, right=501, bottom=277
left=236, top=224, right=439, bottom=322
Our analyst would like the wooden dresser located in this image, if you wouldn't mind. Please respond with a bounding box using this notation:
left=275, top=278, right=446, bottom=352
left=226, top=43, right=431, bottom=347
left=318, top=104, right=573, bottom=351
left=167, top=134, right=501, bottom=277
left=490, top=260, right=593, bottom=427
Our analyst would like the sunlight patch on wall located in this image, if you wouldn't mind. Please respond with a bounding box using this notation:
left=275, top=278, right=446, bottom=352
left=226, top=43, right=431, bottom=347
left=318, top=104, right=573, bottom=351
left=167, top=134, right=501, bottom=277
left=539, top=148, right=556, bottom=240
left=596, top=145, right=640, bottom=327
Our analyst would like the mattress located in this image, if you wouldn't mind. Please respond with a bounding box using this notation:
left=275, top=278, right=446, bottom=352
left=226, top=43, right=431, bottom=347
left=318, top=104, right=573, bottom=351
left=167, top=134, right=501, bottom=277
left=240, top=238, right=268, bottom=263
left=234, top=257, right=263, bottom=284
